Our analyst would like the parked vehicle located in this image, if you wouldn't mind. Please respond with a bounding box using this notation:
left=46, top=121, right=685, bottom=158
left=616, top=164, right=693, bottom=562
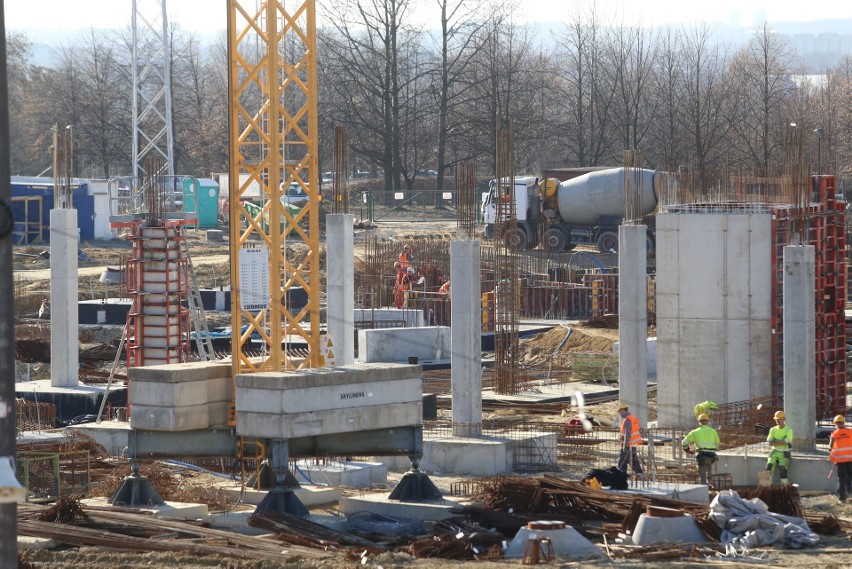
left=481, top=167, right=661, bottom=253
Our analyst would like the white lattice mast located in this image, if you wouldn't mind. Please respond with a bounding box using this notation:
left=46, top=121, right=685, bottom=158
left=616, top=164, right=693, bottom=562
left=132, top=0, right=175, bottom=180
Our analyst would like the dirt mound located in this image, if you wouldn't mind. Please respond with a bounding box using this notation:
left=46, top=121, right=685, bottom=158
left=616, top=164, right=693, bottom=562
left=519, top=326, right=616, bottom=366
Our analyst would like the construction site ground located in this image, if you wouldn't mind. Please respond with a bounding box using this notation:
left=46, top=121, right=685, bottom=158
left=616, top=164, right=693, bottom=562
left=14, top=210, right=852, bottom=567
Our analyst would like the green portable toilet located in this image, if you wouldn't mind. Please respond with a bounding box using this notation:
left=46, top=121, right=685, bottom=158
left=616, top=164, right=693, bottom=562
left=184, top=177, right=220, bottom=229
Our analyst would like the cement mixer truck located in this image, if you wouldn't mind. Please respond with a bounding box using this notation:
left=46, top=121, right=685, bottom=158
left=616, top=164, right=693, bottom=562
left=480, top=167, right=660, bottom=253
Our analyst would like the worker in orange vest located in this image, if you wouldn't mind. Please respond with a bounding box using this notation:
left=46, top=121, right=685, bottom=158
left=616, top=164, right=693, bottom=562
left=617, top=403, right=643, bottom=477
left=399, top=244, right=415, bottom=270
left=392, top=262, right=407, bottom=308
left=829, top=415, right=852, bottom=502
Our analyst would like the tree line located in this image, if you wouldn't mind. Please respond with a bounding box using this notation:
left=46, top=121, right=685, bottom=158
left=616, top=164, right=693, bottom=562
left=5, top=2, right=851, bottom=194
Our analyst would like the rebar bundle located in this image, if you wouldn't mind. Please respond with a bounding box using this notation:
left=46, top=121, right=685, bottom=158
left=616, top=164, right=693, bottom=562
left=456, top=161, right=478, bottom=237
left=332, top=125, right=349, bottom=213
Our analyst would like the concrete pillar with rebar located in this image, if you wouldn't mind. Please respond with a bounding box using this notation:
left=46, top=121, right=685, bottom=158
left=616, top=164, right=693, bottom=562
left=618, top=224, right=648, bottom=427
left=50, top=209, right=79, bottom=387
left=451, top=240, right=482, bottom=437
left=326, top=214, right=355, bottom=365
left=783, top=244, right=816, bottom=442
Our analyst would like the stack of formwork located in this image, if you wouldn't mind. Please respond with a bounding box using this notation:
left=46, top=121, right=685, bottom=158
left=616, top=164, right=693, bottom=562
left=770, top=176, right=846, bottom=415
left=128, top=361, right=233, bottom=430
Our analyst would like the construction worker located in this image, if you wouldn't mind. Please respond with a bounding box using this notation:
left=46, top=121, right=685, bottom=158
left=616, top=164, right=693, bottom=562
left=682, top=413, right=721, bottom=485
left=829, top=415, right=852, bottom=502
left=693, top=400, right=719, bottom=422
left=392, top=262, right=407, bottom=308
left=398, top=244, right=415, bottom=271
left=438, top=279, right=451, bottom=300
left=617, top=403, right=643, bottom=477
left=766, top=410, right=793, bottom=485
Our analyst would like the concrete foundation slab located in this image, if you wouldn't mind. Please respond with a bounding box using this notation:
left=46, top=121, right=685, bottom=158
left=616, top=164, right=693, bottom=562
left=339, top=491, right=463, bottom=522
left=294, top=460, right=388, bottom=489
left=67, top=420, right=132, bottom=456
left=505, top=524, right=604, bottom=560
left=220, top=485, right=341, bottom=507
left=15, top=380, right=127, bottom=423
left=379, top=433, right=556, bottom=476
left=83, top=496, right=208, bottom=521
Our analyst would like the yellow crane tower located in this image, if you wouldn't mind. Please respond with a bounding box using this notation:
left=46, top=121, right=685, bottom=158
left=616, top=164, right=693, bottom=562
left=227, top=0, right=321, bottom=395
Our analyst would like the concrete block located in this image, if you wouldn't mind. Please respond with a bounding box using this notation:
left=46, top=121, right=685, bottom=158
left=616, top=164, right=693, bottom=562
left=129, top=361, right=232, bottom=383
left=358, top=327, right=450, bottom=363
left=420, top=437, right=512, bottom=475
left=83, top=496, right=208, bottom=521
left=66, top=421, right=131, bottom=457
left=206, top=229, right=224, bottom=242
left=130, top=404, right=209, bottom=431
left=237, top=401, right=422, bottom=439
left=208, top=376, right=233, bottom=403
left=207, top=401, right=231, bottom=426
left=235, top=363, right=420, bottom=390
left=506, top=524, right=604, bottom=559
left=130, top=379, right=208, bottom=407
left=632, top=513, right=706, bottom=545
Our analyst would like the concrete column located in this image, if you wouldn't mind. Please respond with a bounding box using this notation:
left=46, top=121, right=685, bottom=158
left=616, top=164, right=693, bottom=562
left=618, top=225, right=648, bottom=427
left=451, top=240, right=482, bottom=437
left=326, top=214, right=355, bottom=365
left=783, top=245, right=815, bottom=443
left=50, top=209, right=79, bottom=387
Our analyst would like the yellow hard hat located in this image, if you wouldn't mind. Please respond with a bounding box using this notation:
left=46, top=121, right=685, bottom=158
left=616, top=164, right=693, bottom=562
left=834, top=415, right=846, bottom=424
left=617, top=403, right=629, bottom=411
left=697, top=413, right=710, bottom=422
left=773, top=411, right=786, bottom=420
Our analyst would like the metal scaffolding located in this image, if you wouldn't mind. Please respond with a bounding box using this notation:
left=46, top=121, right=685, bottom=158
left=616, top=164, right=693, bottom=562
left=132, top=0, right=175, bottom=180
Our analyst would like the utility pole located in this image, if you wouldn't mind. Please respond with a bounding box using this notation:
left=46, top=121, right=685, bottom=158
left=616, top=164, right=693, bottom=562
left=0, top=1, right=22, bottom=566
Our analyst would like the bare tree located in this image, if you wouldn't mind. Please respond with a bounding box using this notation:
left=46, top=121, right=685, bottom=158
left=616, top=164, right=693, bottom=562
left=604, top=20, right=659, bottom=160
left=556, top=4, right=616, bottom=167
left=677, top=22, right=730, bottom=184
left=321, top=0, right=424, bottom=195
left=726, top=21, right=799, bottom=171
left=430, top=0, right=491, bottom=194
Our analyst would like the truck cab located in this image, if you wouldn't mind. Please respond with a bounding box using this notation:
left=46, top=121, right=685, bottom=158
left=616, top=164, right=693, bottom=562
left=481, top=176, right=540, bottom=245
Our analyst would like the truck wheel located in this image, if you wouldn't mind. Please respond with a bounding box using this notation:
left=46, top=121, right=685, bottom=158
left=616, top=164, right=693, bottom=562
left=596, top=231, right=618, bottom=254
left=543, top=227, right=567, bottom=253
left=504, top=226, right=527, bottom=250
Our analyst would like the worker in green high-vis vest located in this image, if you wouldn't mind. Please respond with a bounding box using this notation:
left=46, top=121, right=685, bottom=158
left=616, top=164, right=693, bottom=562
left=766, top=410, right=794, bottom=485
left=682, top=413, right=721, bottom=485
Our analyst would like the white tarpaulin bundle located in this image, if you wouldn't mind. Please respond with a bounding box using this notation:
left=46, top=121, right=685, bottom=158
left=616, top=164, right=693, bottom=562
left=708, top=490, right=819, bottom=549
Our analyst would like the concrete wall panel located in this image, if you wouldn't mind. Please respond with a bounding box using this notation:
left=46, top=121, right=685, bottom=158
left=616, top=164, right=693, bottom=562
left=724, top=319, right=752, bottom=402
left=657, top=211, right=773, bottom=427
left=749, top=215, right=772, bottom=320
left=655, top=214, right=679, bottom=298
left=724, top=215, right=751, bottom=319
left=359, top=327, right=450, bottom=363
left=678, top=215, right=725, bottom=318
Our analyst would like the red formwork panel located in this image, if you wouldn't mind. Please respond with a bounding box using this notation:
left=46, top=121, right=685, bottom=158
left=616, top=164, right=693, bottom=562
left=770, top=176, right=846, bottom=414
left=124, top=219, right=192, bottom=369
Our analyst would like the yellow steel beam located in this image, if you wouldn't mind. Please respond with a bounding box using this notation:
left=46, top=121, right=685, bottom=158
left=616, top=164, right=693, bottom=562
left=228, top=0, right=321, bottom=378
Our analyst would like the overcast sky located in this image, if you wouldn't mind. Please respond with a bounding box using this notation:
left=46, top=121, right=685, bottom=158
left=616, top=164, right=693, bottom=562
left=4, top=0, right=850, bottom=33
